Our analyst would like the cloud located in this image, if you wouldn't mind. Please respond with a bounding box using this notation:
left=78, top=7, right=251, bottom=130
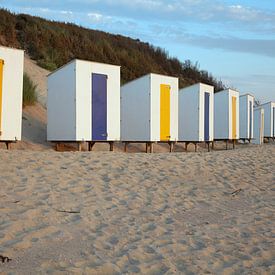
left=4, top=0, right=275, bottom=27
left=2, top=0, right=275, bottom=58
left=87, top=12, right=112, bottom=23
left=182, top=35, right=275, bottom=58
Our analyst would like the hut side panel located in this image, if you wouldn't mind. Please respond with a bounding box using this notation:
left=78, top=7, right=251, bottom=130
left=179, top=83, right=214, bottom=142
left=47, top=61, right=76, bottom=141
left=178, top=85, right=200, bottom=141
left=0, top=46, right=23, bottom=141
left=214, top=91, right=229, bottom=139
left=121, top=75, right=151, bottom=141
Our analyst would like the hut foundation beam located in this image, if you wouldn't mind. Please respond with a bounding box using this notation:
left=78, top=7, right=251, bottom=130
left=195, top=143, right=198, bottom=152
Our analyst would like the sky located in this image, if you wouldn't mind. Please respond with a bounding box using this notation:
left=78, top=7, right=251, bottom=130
left=1, top=0, right=275, bottom=103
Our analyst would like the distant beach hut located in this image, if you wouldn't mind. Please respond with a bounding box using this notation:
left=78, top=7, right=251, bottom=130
left=214, top=89, right=239, bottom=149
left=239, top=94, right=254, bottom=143
left=178, top=83, right=214, bottom=152
left=257, top=102, right=275, bottom=142
left=47, top=59, right=120, bottom=151
left=0, top=46, right=24, bottom=149
left=121, top=73, right=178, bottom=152
left=252, top=107, right=264, bottom=145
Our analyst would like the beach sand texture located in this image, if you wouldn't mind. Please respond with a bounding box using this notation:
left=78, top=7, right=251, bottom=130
left=0, top=143, right=274, bottom=274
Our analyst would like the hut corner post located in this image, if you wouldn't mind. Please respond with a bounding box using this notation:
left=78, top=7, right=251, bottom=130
left=146, top=142, right=153, bottom=153
left=89, top=142, right=96, bottom=151
left=169, top=141, right=175, bottom=153
left=124, top=142, right=128, bottom=153
left=109, top=141, right=114, bottom=152
left=78, top=141, right=84, bottom=152
left=5, top=142, right=11, bottom=150
left=207, top=142, right=210, bottom=152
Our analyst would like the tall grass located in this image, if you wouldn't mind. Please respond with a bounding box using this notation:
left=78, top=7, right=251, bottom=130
left=23, top=73, right=37, bottom=106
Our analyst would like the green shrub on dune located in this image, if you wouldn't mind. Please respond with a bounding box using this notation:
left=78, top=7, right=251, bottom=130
left=23, top=73, right=37, bottom=106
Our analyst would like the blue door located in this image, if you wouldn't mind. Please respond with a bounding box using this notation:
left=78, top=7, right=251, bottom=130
left=249, top=101, right=252, bottom=139
left=204, top=92, right=210, bottom=141
left=92, top=73, right=107, bottom=141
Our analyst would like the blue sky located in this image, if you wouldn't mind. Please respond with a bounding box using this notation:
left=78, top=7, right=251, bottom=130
left=1, top=0, right=275, bottom=102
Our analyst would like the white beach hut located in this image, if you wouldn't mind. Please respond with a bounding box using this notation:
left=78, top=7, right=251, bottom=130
left=0, top=46, right=24, bottom=149
left=239, top=94, right=254, bottom=142
left=47, top=59, right=120, bottom=151
left=178, top=83, right=214, bottom=151
left=214, top=89, right=239, bottom=149
left=252, top=107, right=264, bottom=145
left=258, top=102, right=275, bottom=141
left=121, top=73, right=178, bottom=152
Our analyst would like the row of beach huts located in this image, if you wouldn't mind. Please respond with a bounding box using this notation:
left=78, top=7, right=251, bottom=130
left=0, top=46, right=274, bottom=152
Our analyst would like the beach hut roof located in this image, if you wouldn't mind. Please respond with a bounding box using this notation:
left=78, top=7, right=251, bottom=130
left=215, top=88, right=240, bottom=94
left=240, top=93, right=255, bottom=98
left=47, top=58, right=121, bottom=77
left=121, top=72, right=178, bottom=88
left=0, top=45, right=24, bottom=52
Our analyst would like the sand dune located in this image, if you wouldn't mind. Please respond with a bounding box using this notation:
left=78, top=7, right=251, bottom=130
left=0, top=144, right=274, bottom=274
left=24, top=56, right=49, bottom=107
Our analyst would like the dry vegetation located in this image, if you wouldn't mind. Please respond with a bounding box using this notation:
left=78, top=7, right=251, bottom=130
left=0, top=9, right=225, bottom=90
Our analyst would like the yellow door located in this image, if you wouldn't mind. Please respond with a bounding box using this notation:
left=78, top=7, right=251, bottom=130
left=160, top=84, right=170, bottom=141
left=0, top=59, right=3, bottom=136
left=232, top=96, right=237, bottom=139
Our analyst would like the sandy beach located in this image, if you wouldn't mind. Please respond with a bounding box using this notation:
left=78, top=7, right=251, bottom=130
left=0, top=143, right=274, bottom=274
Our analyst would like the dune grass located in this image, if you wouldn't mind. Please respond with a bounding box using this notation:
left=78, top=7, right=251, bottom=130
left=23, top=73, right=37, bottom=106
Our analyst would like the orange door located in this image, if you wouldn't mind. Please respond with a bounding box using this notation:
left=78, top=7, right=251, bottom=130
left=232, top=96, right=237, bottom=139
left=0, top=59, right=3, bottom=136
left=160, top=84, right=170, bottom=141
